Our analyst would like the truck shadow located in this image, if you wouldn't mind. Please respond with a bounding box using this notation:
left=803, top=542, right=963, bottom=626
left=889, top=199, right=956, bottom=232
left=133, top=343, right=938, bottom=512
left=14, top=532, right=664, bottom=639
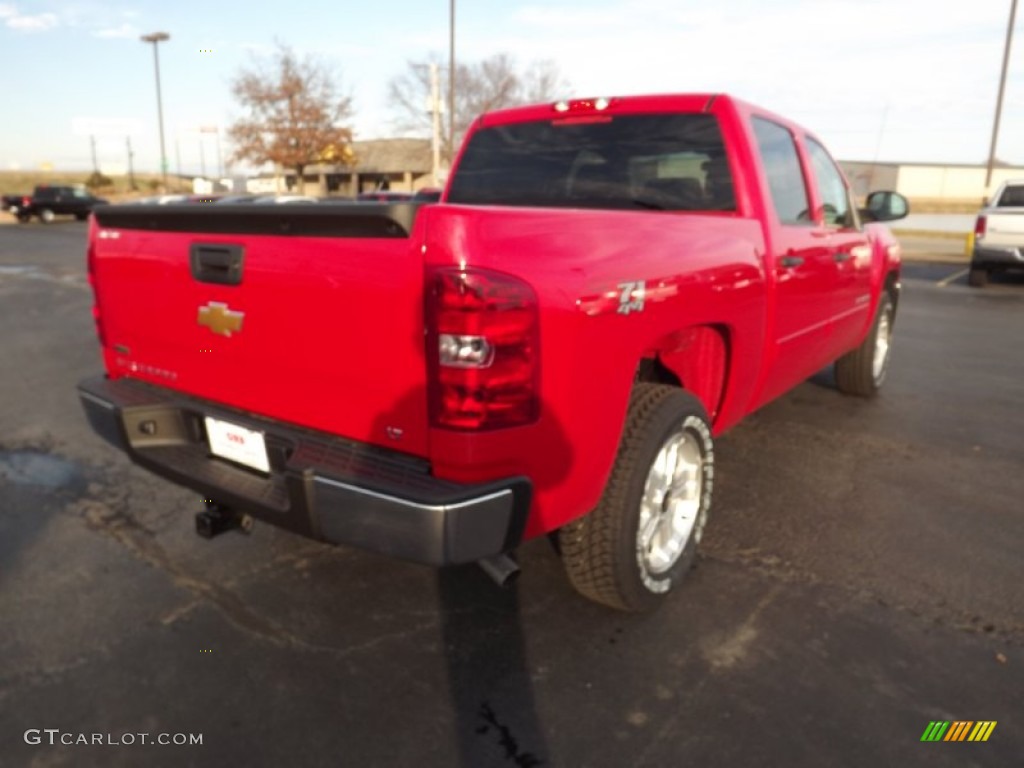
left=437, top=566, right=548, bottom=767
left=808, top=366, right=835, bottom=391
left=371, top=387, right=573, bottom=766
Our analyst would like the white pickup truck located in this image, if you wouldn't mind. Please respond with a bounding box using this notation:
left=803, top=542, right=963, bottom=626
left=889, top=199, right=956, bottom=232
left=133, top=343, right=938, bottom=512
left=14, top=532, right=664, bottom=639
left=971, top=180, right=1024, bottom=287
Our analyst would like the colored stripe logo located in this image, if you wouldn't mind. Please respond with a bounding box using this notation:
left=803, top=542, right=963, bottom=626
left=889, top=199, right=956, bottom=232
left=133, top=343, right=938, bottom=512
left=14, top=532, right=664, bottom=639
left=921, top=721, right=997, bottom=742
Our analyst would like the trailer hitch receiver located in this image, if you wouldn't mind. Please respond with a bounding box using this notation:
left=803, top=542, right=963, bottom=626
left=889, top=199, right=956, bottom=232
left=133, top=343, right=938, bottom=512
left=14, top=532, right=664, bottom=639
left=196, top=500, right=253, bottom=539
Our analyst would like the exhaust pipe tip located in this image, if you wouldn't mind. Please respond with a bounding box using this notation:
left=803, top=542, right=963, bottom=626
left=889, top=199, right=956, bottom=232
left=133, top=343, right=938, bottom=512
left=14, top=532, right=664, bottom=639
left=478, top=553, right=521, bottom=587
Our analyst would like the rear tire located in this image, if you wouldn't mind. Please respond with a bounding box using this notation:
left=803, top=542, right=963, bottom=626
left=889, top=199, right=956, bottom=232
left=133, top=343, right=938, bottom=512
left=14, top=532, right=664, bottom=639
left=559, top=384, right=714, bottom=612
left=968, top=267, right=988, bottom=288
left=835, top=294, right=894, bottom=397
left=16, top=212, right=30, bottom=223
left=75, top=212, right=88, bottom=221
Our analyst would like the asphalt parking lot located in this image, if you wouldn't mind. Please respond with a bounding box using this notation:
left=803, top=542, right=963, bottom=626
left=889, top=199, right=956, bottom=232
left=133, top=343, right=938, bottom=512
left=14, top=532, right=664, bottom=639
left=1, top=219, right=1021, bottom=767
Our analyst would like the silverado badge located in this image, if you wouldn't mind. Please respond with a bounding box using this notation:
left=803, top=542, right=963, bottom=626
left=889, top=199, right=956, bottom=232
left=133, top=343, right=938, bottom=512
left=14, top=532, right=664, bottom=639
left=197, top=302, right=245, bottom=337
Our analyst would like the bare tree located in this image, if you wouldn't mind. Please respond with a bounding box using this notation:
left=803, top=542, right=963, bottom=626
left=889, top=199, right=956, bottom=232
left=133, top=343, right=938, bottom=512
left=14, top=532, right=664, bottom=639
left=387, top=53, right=570, bottom=160
left=521, top=60, right=568, bottom=104
left=228, top=44, right=355, bottom=178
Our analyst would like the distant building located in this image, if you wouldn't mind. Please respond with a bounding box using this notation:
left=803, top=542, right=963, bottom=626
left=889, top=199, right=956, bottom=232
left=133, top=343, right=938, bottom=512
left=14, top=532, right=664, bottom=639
left=238, top=142, right=1024, bottom=206
left=279, top=138, right=435, bottom=197
left=841, top=160, right=1024, bottom=205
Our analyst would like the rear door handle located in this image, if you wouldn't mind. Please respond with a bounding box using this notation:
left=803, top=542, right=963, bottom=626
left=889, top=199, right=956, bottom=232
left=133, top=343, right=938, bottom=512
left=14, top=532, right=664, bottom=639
left=780, top=255, right=804, bottom=268
left=833, top=251, right=853, bottom=262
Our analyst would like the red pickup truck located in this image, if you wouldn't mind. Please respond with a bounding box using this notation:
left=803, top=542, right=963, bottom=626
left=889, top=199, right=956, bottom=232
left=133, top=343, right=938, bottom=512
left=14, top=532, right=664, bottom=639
left=79, top=94, right=907, bottom=611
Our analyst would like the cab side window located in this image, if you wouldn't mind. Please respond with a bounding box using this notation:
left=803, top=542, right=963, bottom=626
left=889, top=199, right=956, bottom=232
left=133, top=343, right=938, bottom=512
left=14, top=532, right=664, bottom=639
left=751, top=117, right=811, bottom=226
left=806, top=137, right=855, bottom=229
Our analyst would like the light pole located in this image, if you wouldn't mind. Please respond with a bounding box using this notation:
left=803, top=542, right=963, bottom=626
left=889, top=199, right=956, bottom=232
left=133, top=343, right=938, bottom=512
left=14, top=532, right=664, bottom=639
left=126, top=136, right=136, bottom=190
left=215, top=130, right=223, bottom=179
left=140, top=31, right=170, bottom=189
left=430, top=63, right=442, bottom=186
left=985, top=0, right=1018, bottom=194
left=448, top=0, right=456, bottom=164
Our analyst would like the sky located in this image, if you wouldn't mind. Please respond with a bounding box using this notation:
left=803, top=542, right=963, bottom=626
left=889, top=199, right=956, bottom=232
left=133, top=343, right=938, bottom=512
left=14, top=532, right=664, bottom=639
left=1, top=0, right=1022, bottom=177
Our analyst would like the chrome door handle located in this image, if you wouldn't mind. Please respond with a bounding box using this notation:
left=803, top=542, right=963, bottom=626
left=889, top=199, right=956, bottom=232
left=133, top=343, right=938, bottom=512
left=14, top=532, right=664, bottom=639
left=780, top=256, right=804, bottom=268
left=833, top=251, right=853, bottom=262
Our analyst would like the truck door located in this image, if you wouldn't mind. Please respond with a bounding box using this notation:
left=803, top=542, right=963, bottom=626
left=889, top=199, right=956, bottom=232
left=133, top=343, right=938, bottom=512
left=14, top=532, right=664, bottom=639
left=750, top=117, right=837, bottom=404
left=803, top=137, right=873, bottom=355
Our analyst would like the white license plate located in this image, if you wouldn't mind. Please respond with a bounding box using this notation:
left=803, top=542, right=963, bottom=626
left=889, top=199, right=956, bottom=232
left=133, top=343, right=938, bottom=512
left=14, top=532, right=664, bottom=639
left=205, top=417, right=270, bottom=473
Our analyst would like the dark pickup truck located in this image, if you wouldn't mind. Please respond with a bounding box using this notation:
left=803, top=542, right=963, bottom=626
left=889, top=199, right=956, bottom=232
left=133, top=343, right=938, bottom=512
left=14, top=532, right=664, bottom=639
left=12, top=185, right=108, bottom=223
left=1, top=194, right=31, bottom=216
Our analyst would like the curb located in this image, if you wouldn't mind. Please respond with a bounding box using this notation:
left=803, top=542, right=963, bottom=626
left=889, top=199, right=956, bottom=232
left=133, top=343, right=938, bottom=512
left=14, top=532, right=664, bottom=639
left=899, top=251, right=969, bottom=265
left=892, top=229, right=970, bottom=241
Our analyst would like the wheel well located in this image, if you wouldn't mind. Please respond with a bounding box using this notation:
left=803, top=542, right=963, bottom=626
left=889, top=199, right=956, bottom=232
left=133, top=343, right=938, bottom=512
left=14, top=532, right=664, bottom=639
left=636, top=325, right=729, bottom=420
left=635, top=357, right=681, bottom=387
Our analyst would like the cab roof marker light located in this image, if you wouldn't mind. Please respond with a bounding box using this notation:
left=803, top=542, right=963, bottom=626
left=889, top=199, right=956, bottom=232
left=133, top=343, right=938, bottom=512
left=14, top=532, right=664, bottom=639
left=553, top=98, right=613, bottom=114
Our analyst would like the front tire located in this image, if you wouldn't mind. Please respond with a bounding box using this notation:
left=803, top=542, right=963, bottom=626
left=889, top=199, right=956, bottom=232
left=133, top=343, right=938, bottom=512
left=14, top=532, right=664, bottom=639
left=835, top=293, right=894, bottom=397
left=38, top=208, right=55, bottom=223
left=559, top=384, right=714, bottom=611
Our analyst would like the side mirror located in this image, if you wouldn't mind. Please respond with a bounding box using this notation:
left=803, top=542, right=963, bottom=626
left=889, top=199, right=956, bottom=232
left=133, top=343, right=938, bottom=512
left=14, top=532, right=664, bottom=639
left=862, top=191, right=909, bottom=223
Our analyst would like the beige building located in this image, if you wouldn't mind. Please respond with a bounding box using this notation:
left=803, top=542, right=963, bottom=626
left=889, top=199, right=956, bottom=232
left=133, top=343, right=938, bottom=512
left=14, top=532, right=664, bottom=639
left=841, top=160, right=1024, bottom=206
left=263, top=144, right=1024, bottom=206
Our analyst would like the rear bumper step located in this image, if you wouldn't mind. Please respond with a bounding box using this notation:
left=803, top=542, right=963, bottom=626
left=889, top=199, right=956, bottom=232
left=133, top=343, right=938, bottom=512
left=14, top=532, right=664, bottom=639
left=972, top=244, right=1024, bottom=267
left=78, top=375, right=531, bottom=565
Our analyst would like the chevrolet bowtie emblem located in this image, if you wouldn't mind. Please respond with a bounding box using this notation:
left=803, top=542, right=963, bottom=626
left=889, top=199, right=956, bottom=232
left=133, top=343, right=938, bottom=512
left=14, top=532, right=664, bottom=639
left=197, top=302, right=244, bottom=337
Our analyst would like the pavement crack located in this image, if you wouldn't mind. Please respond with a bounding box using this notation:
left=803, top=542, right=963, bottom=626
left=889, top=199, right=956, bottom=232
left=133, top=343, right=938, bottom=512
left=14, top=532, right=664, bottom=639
left=69, top=497, right=442, bottom=657
left=700, top=550, right=1024, bottom=644
left=476, top=701, right=545, bottom=767
left=0, top=654, right=105, bottom=699
left=702, top=584, right=783, bottom=670
left=223, top=546, right=337, bottom=582
left=71, top=498, right=311, bottom=650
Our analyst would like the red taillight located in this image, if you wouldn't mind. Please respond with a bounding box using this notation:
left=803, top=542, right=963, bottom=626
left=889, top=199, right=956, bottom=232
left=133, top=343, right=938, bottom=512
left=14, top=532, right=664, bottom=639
left=975, top=215, right=987, bottom=238
left=426, top=267, right=539, bottom=430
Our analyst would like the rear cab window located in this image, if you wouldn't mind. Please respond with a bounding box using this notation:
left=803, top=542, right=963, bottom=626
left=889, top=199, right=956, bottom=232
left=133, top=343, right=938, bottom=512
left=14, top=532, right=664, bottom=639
left=750, top=117, right=812, bottom=226
left=447, top=113, right=736, bottom=212
left=996, top=185, right=1024, bottom=207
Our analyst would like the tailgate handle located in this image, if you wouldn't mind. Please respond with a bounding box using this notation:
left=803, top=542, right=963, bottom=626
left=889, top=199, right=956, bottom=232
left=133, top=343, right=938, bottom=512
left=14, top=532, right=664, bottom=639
left=191, top=244, right=245, bottom=286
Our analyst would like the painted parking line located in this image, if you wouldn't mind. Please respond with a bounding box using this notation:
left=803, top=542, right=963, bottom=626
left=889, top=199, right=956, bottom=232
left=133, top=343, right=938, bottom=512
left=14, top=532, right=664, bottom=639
left=937, top=268, right=968, bottom=287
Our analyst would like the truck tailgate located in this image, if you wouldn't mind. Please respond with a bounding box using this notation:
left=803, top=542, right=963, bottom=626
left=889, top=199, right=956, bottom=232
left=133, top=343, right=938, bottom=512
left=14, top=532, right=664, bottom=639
left=90, top=204, right=430, bottom=457
left=985, top=208, right=1024, bottom=246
